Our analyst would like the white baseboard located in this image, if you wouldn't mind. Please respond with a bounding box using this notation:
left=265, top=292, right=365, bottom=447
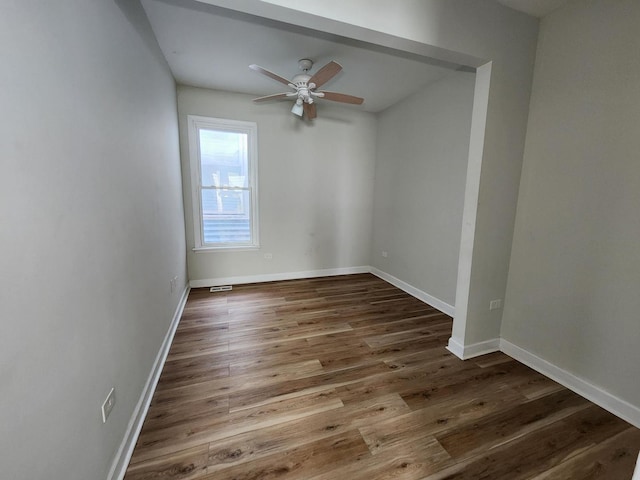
left=500, top=339, right=640, bottom=429
left=446, top=336, right=500, bottom=360
left=369, top=267, right=455, bottom=316
left=633, top=452, right=640, bottom=480
left=107, top=285, right=190, bottom=480
left=446, top=337, right=465, bottom=358
left=189, top=266, right=370, bottom=288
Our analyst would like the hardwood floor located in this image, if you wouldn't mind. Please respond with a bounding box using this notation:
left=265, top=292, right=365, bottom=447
left=124, top=274, right=640, bottom=479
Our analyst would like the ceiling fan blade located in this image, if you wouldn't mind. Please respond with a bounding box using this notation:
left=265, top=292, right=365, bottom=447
left=304, top=102, right=317, bottom=119
left=252, top=93, right=292, bottom=102
left=249, top=64, right=292, bottom=86
left=308, top=61, right=342, bottom=89
left=317, top=91, right=364, bottom=105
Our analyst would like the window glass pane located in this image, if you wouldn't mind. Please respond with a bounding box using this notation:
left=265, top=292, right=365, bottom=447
left=218, top=188, right=249, bottom=215
left=199, top=129, right=248, bottom=188
left=201, top=188, right=218, bottom=216
left=201, top=189, right=251, bottom=244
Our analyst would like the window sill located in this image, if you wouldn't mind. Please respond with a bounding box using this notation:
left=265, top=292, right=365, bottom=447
left=192, top=245, right=260, bottom=253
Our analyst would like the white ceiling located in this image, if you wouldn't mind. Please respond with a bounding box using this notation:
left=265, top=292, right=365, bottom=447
left=140, top=0, right=570, bottom=114
left=140, top=0, right=464, bottom=113
left=496, top=0, right=570, bottom=17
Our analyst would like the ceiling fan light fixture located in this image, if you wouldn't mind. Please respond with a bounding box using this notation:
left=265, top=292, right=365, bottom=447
left=291, top=99, right=304, bottom=117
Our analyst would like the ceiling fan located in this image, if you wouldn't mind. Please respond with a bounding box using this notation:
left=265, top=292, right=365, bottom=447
left=249, top=59, right=364, bottom=120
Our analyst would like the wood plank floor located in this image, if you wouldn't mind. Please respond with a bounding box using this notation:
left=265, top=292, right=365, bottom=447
left=124, top=274, right=640, bottom=479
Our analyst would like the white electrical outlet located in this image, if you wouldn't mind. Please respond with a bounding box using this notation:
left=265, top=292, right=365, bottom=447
left=170, top=275, right=179, bottom=293
left=101, top=387, right=115, bottom=423
left=381, top=251, right=388, bottom=258
left=264, top=253, right=273, bottom=260
left=489, top=299, right=502, bottom=311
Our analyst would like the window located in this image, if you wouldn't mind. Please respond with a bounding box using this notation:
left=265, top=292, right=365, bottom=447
left=187, top=116, right=258, bottom=250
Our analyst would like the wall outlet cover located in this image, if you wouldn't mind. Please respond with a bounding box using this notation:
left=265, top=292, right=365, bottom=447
left=101, top=387, right=115, bottom=423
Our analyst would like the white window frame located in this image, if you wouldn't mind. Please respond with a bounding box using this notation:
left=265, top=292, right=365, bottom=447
left=187, top=115, right=259, bottom=251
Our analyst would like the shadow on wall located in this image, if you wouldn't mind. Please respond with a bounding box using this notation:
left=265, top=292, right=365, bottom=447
left=114, top=0, right=171, bottom=70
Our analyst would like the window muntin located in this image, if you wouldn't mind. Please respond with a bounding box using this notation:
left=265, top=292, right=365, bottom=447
left=188, top=116, right=258, bottom=250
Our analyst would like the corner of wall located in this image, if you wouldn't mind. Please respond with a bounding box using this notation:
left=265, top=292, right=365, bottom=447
left=446, top=336, right=500, bottom=360
left=500, top=338, right=640, bottom=428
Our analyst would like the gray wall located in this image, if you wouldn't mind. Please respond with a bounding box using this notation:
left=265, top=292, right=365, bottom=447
left=503, top=0, right=640, bottom=406
left=178, top=86, right=377, bottom=284
left=371, top=72, right=476, bottom=307
left=0, top=1, right=186, bottom=479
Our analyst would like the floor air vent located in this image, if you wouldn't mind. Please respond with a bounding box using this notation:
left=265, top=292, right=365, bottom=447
left=210, top=285, right=233, bottom=292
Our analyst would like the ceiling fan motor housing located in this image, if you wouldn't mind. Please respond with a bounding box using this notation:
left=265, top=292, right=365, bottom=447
left=291, top=74, right=315, bottom=103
